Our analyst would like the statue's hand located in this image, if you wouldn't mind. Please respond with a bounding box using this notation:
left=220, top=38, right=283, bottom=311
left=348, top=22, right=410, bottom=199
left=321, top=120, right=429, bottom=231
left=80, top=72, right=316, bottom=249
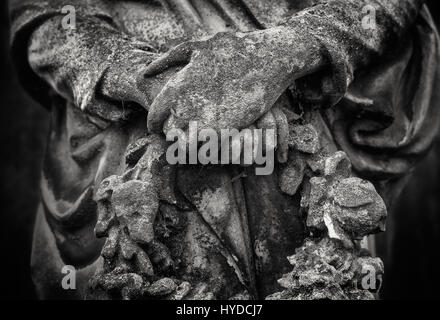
left=87, top=41, right=178, bottom=123
left=97, top=43, right=180, bottom=120
left=144, top=28, right=323, bottom=135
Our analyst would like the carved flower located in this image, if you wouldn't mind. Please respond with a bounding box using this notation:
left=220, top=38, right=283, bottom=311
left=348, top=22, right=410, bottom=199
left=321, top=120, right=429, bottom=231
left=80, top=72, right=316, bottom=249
left=302, top=151, right=387, bottom=247
left=266, top=238, right=383, bottom=300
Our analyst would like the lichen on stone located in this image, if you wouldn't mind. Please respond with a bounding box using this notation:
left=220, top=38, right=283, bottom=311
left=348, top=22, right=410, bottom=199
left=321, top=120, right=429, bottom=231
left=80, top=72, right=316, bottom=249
left=88, top=134, right=187, bottom=300
left=271, top=119, right=387, bottom=300
left=266, top=237, right=383, bottom=300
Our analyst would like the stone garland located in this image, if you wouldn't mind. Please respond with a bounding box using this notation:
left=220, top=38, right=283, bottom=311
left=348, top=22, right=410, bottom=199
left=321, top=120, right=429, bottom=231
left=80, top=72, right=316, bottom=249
left=87, top=135, right=186, bottom=300
left=87, top=113, right=387, bottom=300
left=267, top=116, right=386, bottom=300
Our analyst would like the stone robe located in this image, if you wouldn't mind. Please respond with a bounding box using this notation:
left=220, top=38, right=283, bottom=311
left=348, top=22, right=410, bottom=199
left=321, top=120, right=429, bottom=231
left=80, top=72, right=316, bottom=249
left=8, top=0, right=440, bottom=299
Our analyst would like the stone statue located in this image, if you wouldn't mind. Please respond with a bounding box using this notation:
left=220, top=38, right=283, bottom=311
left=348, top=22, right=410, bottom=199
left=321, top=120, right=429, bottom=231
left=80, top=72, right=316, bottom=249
left=8, top=0, right=440, bottom=299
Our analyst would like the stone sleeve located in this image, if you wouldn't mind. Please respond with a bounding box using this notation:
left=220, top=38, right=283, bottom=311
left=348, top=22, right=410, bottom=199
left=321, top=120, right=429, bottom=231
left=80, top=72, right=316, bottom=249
left=8, top=0, right=112, bottom=107
left=283, top=0, right=425, bottom=106
left=9, top=0, right=155, bottom=116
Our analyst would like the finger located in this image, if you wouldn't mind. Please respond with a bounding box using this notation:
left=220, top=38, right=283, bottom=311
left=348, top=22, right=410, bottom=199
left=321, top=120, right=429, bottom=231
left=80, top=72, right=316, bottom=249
left=147, top=87, right=175, bottom=133
left=137, top=66, right=180, bottom=110
left=256, top=111, right=277, bottom=154
left=98, top=47, right=157, bottom=111
left=143, top=41, right=196, bottom=77
left=239, top=125, right=256, bottom=167
left=163, top=115, right=189, bottom=152
left=271, top=107, right=289, bottom=163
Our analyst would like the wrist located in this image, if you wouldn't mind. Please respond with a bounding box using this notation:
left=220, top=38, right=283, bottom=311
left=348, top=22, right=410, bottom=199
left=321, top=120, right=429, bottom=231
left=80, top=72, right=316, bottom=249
left=248, top=26, right=325, bottom=82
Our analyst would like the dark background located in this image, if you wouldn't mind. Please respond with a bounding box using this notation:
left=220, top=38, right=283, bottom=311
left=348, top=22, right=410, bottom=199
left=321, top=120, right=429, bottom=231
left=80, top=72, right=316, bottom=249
left=1, top=2, right=439, bottom=300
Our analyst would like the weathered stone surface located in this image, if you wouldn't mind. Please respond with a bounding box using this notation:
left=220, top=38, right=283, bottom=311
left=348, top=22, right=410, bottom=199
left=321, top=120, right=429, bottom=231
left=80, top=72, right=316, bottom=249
left=12, top=0, right=437, bottom=301
left=266, top=238, right=382, bottom=300
left=125, top=137, right=150, bottom=166
left=145, top=278, right=177, bottom=297
left=112, top=180, right=158, bottom=244
left=169, top=281, right=192, bottom=300
left=302, top=151, right=386, bottom=245
left=95, top=176, right=123, bottom=202
left=305, top=177, right=328, bottom=230
left=269, top=144, right=387, bottom=300
left=323, top=151, right=352, bottom=178
left=332, top=178, right=387, bottom=237
left=279, top=153, right=306, bottom=196
left=288, top=124, right=320, bottom=154
left=88, top=136, right=179, bottom=299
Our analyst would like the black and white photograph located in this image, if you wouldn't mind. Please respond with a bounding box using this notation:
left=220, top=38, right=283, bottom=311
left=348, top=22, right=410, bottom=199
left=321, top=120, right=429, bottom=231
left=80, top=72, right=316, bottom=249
left=1, top=0, right=440, bottom=307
